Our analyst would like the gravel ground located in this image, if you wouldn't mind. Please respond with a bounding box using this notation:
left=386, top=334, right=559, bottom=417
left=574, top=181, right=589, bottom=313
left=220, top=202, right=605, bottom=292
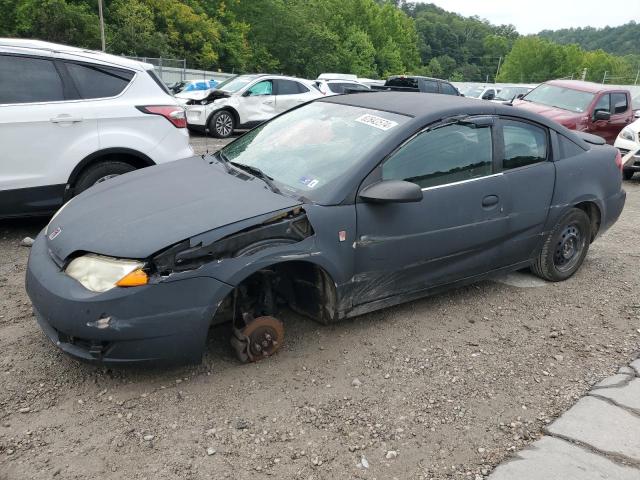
left=1, top=140, right=639, bottom=479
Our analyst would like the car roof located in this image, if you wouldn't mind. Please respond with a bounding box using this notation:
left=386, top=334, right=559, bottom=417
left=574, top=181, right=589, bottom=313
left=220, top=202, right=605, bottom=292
left=388, top=75, right=450, bottom=83
left=545, top=79, right=626, bottom=94
left=319, top=91, right=591, bottom=144
left=0, top=38, right=151, bottom=71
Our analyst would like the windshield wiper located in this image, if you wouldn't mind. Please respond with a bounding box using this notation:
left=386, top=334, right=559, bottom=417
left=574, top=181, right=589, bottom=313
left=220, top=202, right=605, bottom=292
left=230, top=161, right=282, bottom=195
left=215, top=150, right=233, bottom=173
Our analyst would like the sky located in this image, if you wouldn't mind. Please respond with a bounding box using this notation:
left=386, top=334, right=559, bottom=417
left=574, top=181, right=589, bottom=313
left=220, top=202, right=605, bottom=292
left=420, top=0, right=640, bottom=34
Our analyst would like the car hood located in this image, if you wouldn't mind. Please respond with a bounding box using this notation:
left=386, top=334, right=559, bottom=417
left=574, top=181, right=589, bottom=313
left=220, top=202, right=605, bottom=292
left=46, top=156, right=302, bottom=260
left=513, top=100, right=582, bottom=126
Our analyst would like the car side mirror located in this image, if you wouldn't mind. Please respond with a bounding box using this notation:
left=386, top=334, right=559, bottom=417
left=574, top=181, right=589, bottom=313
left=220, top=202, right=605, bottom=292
left=516, top=93, right=525, bottom=100
left=483, top=92, right=495, bottom=100
left=634, top=110, right=640, bottom=119
left=594, top=110, right=611, bottom=121
left=359, top=180, right=423, bottom=204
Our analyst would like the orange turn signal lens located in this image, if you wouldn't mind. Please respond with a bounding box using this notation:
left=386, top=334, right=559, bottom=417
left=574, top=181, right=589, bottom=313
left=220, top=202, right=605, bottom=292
left=115, top=269, right=148, bottom=287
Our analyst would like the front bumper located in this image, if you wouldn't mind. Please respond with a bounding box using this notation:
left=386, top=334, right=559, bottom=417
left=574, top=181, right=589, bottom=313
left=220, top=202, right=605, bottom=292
left=25, top=233, right=233, bottom=364
left=614, top=138, right=640, bottom=171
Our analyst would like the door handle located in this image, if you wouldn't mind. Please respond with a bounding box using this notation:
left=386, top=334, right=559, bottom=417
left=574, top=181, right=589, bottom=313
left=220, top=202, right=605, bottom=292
left=263, top=100, right=274, bottom=105
left=50, top=115, right=83, bottom=123
left=482, top=195, right=499, bottom=208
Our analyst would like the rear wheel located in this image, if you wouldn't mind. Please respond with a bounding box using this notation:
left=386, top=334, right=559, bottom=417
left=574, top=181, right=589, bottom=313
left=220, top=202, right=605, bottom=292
left=209, top=110, right=235, bottom=138
left=74, top=160, right=136, bottom=195
left=623, top=169, right=634, bottom=180
left=531, top=208, right=591, bottom=282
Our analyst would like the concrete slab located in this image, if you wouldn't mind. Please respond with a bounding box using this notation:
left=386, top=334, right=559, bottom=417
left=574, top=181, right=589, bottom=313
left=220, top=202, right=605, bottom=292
left=592, top=373, right=633, bottom=389
left=547, top=396, right=640, bottom=462
left=618, top=366, right=636, bottom=376
left=590, top=378, right=640, bottom=413
left=630, top=359, right=640, bottom=376
left=488, top=436, right=640, bottom=480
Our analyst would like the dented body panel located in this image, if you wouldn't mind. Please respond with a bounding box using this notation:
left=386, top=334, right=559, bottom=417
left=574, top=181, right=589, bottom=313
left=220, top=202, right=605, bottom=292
left=26, top=93, right=626, bottom=364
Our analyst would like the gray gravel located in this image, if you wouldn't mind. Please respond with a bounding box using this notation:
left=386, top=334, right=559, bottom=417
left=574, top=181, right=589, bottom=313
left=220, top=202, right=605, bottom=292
left=0, top=146, right=639, bottom=479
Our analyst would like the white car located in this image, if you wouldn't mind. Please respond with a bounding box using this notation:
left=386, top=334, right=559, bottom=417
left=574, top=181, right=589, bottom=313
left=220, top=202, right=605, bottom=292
left=314, top=79, right=371, bottom=95
left=459, top=84, right=501, bottom=100
left=0, top=38, right=192, bottom=218
left=614, top=118, right=640, bottom=180
left=185, top=74, right=322, bottom=138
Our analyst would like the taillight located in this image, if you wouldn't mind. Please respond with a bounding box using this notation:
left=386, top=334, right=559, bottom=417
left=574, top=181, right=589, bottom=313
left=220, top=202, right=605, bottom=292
left=136, top=105, right=186, bottom=128
left=614, top=149, right=623, bottom=171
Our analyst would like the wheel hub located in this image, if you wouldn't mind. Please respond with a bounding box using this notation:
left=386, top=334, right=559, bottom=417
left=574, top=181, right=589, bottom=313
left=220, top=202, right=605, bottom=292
left=554, top=224, right=582, bottom=270
left=231, top=316, right=284, bottom=363
left=215, top=114, right=232, bottom=136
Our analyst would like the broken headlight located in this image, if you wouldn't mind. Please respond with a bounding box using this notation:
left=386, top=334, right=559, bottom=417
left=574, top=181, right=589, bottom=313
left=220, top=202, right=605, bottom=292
left=65, top=254, right=147, bottom=293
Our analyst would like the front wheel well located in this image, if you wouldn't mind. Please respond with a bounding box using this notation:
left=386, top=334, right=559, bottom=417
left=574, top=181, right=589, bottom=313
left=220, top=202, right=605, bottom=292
left=574, top=201, right=601, bottom=242
left=214, top=261, right=338, bottom=327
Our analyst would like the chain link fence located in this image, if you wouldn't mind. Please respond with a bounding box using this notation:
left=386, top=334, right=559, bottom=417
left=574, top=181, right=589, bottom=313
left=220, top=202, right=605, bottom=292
left=122, top=56, right=234, bottom=84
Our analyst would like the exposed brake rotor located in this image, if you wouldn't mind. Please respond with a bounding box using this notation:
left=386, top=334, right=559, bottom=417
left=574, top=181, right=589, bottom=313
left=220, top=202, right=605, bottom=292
left=231, top=316, right=284, bottom=363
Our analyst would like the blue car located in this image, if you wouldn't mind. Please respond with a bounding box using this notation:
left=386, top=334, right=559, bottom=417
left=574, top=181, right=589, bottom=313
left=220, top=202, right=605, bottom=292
left=26, top=93, right=625, bottom=366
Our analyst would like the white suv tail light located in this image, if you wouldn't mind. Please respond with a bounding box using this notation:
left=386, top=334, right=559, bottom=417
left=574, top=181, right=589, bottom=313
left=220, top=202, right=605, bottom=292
left=136, top=106, right=187, bottom=128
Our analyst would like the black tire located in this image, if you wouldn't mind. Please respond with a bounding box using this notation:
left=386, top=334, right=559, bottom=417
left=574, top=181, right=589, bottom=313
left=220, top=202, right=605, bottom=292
left=623, top=169, right=634, bottom=180
left=531, top=208, right=591, bottom=282
left=74, top=161, right=136, bottom=195
left=208, top=110, right=235, bottom=138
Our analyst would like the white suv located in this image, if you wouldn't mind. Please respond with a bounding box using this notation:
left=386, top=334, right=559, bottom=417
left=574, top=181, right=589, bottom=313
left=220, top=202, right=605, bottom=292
left=0, top=39, right=193, bottom=218
left=185, top=74, right=322, bottom=138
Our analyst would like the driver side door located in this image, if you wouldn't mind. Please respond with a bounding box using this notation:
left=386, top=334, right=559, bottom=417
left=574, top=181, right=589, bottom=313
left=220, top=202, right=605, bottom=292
left=239, top=79, right=276, bottom=125
left=353, top=119, right=510, bottom=305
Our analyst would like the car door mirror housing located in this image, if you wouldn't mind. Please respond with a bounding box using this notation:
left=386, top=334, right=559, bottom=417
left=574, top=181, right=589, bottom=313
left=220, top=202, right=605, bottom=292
left=594, top=110, right=611, bottom=121
left=634, top=110, right=640, bottom=119
left=359, top=180, right=423, bottom=204
left=483, top=91, right=495, bottom=100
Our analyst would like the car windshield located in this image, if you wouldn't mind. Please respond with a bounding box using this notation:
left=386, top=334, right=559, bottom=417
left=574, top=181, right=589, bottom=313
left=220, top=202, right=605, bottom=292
left=217, top=75, right=258, bottom=93
left=523, top=84, right=595, bottom=113
left=220, top=102, right=409, bottom=201
left=495, top=87, right=528, bottom=101
left=633, top=94, right=640, bottom=110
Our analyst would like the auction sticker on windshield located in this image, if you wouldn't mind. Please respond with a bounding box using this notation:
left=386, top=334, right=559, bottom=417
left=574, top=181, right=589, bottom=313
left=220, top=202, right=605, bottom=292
left=355, top=114, right=398, bottom=131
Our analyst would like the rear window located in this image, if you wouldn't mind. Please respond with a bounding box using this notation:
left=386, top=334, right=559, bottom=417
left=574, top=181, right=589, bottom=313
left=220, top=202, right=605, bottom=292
left=0, top=55, right=64, bottom=104
left=386, top=77, right=418, bottom=89
left=65, top=62, right=134, bottom=99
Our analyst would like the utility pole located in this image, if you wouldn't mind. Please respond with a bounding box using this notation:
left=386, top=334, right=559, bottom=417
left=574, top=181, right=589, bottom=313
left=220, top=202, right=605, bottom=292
left=98, top=0, right=106, bottom=52
left=495, top=56, right=502, bottom=82
left=602, top=71, right=607, bottom=84
left=635, top=69, right=639, bottom=86
left=581, top=68, right=587, bottom=81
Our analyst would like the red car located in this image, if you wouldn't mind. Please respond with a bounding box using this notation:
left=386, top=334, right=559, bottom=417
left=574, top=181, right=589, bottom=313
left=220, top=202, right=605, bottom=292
left=513, top=80, right=633, bottom=144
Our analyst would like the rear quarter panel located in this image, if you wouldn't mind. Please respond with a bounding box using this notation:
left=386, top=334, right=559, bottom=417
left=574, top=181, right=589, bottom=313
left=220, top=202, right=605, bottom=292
left=546, top=144, right=622, bottom=235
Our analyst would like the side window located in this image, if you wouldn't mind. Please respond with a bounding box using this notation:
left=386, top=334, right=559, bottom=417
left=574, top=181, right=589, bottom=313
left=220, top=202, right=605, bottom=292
left=611, top=93, right=628, bottom=114
left=559, top=135, right=586, bottom=159
left=421, top=80, right=439, bottom=93
left=246, top=80, right=273, bottom=96
left=382, top=122, right=493, bottom=189
left=502, top=120, right=548, bottom=170
left=295, top=82, right=310, bottom=93
left=440, top=82, right=458, bottom=95
left=0, top=55, right=64, bottom=104
left=65, top=62, right=134, bottom=99
left=594, top=94, right=610, bottom=113
left=275, top=79, right=302, bottom=95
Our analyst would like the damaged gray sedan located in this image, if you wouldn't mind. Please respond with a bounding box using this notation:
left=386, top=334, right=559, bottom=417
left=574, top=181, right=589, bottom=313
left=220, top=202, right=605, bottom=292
left=26, top=93, right=625, bottom=364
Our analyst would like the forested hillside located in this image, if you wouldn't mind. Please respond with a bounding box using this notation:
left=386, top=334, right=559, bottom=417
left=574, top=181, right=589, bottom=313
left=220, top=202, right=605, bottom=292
left=539, top=22, right=640, bottom=56
left=0, top=0, right=638, bottom=84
